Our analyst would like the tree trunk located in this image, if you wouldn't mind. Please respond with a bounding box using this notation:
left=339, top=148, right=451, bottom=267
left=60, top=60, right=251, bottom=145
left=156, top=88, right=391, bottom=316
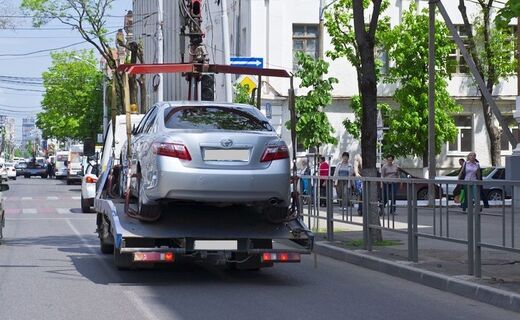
left=481, top=96, right=501, bottom=165
left=353, top=0, right=383, bottom=242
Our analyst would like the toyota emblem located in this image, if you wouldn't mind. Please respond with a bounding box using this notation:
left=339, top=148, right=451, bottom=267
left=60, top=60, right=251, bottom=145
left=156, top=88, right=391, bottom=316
left=220, top=138, right=233, bottom=148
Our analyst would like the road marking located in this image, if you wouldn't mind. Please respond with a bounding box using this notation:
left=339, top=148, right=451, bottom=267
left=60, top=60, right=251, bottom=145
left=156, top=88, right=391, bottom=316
left=47, top=196, right=59, bottom=200
left=57, top=208, right=71, bottom=214
left=22, top=208, right=37, bottom=214
left=5, top=208, right=21, bottom=215
left=72, top=196, right=81, bottom=200
left=21, top=197, right=32, bottom=201
left=65, top=219, right=163, bottom=320
left=123, top=291, right=163, bottom=320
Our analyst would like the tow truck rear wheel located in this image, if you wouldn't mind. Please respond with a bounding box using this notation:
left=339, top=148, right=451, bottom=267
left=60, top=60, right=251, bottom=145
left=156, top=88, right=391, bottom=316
left=99, top=215, right=114, bottom=254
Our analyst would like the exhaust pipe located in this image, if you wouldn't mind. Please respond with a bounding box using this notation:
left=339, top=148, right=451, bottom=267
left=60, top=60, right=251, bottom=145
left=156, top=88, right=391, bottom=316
left=269, top=198, right=281, bottom=206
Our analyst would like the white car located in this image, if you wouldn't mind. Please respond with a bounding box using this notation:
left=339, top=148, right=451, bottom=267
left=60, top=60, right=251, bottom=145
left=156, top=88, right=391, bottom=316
left=0, top=165, right=7, bottom=181
left=0, top=183, right=9, bottom=239
left=4, top=163, right=16, bottom=180
left=81, top=160, right=99, bottom=213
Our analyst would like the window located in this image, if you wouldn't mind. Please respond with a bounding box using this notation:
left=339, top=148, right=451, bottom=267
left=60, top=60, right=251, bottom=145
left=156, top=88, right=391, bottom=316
left=500, top=115, right=519, bottom=151
left=448, top=115, right=473, bottom=152
left=448, top=25, right=471, bottom=74
left=292, top=24, right=319, bottom=71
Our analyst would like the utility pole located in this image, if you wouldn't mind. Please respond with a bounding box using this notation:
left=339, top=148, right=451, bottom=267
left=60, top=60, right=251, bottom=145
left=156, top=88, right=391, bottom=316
left=428, top=1, right=436, bottom=203
left=221, top=0, right=233, bottom=102
left=157, top=0, right=164, bottom=102
left=100, top=58, right=108, bottom=138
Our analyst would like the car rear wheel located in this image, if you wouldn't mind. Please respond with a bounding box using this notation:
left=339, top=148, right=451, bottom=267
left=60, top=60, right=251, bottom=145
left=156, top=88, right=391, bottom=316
left=417, top=188, right=428, bottom=201
left=487, top=189, right=503, bottom=201
left=136, top=173, right=161, bottom=222
left=81, top=195, right=92, bottom=213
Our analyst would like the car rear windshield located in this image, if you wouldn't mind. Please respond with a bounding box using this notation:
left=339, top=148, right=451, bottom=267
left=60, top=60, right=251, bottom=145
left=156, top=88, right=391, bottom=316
left=164, top=106, right=272, bottom=131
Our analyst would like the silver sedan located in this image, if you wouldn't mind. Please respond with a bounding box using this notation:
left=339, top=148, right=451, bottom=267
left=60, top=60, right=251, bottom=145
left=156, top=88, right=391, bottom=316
left=121, top=101, right=291, bottom=221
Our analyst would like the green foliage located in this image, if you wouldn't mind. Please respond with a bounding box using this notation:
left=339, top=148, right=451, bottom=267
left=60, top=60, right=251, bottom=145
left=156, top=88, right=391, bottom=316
left=473, top=16, right=517, bottom=84
left=343, top=95, right=390, bottom=140
left=495, top=0, right=520, bottom=29
left=37, top=50, right=103, bottom=143
left=288, top=51, right=338, bottom=149
left=233, top=83, right=252, bottom=104
left=325, top=0, right=390, bottom=78
left=379, top=5, right=461, bottom=160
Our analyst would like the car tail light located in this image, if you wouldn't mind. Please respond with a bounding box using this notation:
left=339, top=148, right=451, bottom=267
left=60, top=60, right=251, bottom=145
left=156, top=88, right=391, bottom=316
left=260, top=143, right=289, bottom=162
left=152, top=142, right=192, bottom=161
left=86, top=176, right=98, bottom=183
left=261, top=252, right=300, bottom=263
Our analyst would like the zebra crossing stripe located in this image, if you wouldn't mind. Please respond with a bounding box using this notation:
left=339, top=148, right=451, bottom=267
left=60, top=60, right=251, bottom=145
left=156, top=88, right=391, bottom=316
left=47, top=196, right=59, bottom=200
left=22, top=208, right=37, bottom=214
left=21, top=197, right=32, bottom=201
left=57, top=208, right=70, bottom=215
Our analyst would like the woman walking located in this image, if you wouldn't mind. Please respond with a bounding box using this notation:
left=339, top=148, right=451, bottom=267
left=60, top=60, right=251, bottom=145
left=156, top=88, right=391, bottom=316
left=334, top=152, right=354, bottom=209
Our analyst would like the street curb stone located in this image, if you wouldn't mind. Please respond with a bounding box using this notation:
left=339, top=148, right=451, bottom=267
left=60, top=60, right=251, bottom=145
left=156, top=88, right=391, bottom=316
left=314, top=241, right=520, bottom=313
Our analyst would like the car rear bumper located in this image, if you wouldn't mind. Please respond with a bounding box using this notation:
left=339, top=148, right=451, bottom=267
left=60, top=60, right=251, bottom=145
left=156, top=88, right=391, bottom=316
left=145, top=162, right=290, bottom=205
left=82, top=182, right=96, bottom=199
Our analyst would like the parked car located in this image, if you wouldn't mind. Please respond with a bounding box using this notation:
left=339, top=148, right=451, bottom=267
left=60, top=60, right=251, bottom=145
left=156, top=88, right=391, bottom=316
left=4, top=163, right=16, bottom=180
left=394, top=168, right=441, bottom=200
left=0, top=182, right=9, bottom=239
left=0, top=164, right=7, bottom=181
left=81, top=159, right=99, bottom=213
left=436, top=166, right=508, bottom=200
left=15, top=162, right=27, bottom=177
left=121, top=101, right=290, bottom=221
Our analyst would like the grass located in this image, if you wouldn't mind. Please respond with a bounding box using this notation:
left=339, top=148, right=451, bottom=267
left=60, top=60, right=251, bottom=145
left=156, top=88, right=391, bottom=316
left=341, top=239, right=402, bottom=248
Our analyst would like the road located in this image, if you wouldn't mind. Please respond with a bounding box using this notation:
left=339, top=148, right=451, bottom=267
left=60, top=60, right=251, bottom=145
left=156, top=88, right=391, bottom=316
left=0, top=178, right=518, bottom=320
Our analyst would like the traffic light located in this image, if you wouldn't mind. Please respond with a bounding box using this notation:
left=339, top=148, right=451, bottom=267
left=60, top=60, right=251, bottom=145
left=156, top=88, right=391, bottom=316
left=190, top=0, right=202, bottom=17
left=201, top=74, right=214, bottom=101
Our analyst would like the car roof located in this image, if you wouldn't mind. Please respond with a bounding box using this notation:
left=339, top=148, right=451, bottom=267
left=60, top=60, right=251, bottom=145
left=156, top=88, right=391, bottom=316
left=161, top=101, right=257, bottom=110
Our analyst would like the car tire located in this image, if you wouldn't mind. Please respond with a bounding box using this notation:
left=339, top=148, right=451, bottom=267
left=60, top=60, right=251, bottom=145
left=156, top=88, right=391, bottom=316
left=24, top=175, right=29, bottom=179
left=136, top=173, right=161, bottom=222
left=81, top=196, right=92, bottom=213
left=66, top=179, right=72, bottom=185
left=487, top=189, right=503, bottom=201
left=262, top=206, right=289, bottom=224
left=417, top=188, right=429, bottom=201
left=100, top=242, right=114, bottom=254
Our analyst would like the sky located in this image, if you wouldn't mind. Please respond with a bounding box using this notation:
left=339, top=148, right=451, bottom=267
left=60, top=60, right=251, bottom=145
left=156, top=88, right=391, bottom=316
left=0, top=0, right=132, bottom=143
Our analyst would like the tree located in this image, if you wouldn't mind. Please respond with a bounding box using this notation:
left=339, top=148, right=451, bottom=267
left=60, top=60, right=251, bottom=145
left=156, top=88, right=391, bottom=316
left=36, top=50, right=103, bottom=155
left=326, top=0, right=387, bottom=242
left=20, top=0, right=145, bottom=112
left=233, top=83, right=252, bottom=104
left=495, top=0, right=520, bottom=29
left=0, top=0, right=16, bottom=29
left=380, top=5, right=461, bottom=167
left=287, top=51, right=337, bottom=151
left=458, top=0, right=518, bottom=166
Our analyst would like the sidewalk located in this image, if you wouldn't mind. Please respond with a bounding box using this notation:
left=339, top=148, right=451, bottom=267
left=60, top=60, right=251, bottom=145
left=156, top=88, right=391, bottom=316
left=304, top=202, right=520, bottom=311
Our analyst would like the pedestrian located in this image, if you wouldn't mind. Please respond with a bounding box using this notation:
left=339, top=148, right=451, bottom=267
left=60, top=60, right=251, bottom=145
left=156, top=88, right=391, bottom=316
left=457, top=152, right=488, bottom=212
left=334, top=152, right=354, bottom=209
left=298, top=158, right=311, bottom=204
left=381, top=154, right=399, bottom=215
left=353, top=154, right=363, bottom=215
left=458, top=158, right=465, bottom=168
left=318, top=156, right=329, bottom=207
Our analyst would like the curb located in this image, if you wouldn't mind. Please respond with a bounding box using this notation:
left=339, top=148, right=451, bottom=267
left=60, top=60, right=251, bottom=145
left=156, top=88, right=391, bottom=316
left=314, top=241, right=520, bottom=313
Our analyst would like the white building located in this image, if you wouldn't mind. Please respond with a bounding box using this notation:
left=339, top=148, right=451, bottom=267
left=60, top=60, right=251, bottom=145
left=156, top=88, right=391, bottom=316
left=133, top=0, right=518, bottom=175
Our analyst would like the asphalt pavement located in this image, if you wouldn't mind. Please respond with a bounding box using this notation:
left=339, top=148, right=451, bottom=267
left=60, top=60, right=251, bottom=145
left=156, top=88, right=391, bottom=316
left=0, top=178, right=518, bottom=320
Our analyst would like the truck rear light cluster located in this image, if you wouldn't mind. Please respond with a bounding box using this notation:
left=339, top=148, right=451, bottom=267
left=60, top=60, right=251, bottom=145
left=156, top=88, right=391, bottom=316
left=152, top=142, right=192, bottom=161
left=261, top=252, right=300, bottom=263
left=260, top=143, right=289, bottom=162
left=85, top=176, right=98, bottom=183
left=133, top=252, right=175, bottom=263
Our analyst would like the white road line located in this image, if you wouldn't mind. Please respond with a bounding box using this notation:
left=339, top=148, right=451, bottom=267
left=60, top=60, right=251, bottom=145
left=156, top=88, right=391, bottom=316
left=47, top=196, right=59, bottom=200
left=57, top=208, right=71, bottom=215
left=123, top=291, right=163, bottom=320
left=72, top=196, right=81, bottom=200
left=22, top=208, right=37, bottom=214
left=65, top=219, right=163, bottom=320
left=21, top=197, right=32, bottom=200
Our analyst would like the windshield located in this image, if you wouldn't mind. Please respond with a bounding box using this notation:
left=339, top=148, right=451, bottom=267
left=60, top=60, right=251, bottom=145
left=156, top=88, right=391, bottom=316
left=481, top=167, right=495, bottom=177
left=164, top=106, right=273, bottom=131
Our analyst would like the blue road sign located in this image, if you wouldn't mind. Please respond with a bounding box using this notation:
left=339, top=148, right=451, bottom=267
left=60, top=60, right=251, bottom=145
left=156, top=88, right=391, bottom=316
left=230, top=57, right=264, bottom=69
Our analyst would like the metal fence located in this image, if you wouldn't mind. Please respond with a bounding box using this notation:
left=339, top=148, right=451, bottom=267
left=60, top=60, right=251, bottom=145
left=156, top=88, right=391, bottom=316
left=298, top=174, right=520, bottom=278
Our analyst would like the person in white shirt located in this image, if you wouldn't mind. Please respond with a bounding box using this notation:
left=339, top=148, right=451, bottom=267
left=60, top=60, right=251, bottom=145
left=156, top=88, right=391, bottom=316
left=333, top=152, right=354, bottom=208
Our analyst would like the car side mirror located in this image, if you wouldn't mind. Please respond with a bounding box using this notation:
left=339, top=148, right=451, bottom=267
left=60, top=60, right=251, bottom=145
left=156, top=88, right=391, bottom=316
left=0, top=184, right=9, bottom=192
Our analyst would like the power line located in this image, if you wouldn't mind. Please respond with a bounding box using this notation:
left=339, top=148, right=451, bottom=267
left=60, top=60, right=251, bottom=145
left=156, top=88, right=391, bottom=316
left=0, top=85, right=44, bottom=92
left=0, top=41, right=86, bottom=57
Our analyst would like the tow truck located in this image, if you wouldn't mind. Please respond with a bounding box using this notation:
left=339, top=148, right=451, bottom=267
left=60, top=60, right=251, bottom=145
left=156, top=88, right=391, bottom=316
left=93, top=0, right=313, bottom=270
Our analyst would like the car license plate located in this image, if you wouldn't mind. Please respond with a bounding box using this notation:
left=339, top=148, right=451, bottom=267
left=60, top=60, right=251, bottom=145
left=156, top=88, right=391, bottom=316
left=204, top=149, right=249, bottom=161
left=194, top=240, right=238, bottom=250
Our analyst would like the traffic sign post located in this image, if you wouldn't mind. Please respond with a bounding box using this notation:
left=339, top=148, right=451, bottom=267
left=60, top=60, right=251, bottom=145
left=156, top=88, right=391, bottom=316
left=265, top=103, right=272, bottom=119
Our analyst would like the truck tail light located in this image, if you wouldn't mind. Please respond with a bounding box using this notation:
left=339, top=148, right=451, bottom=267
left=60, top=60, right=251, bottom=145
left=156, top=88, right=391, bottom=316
left=85, top=176, right=98, bottom=183
left=260, top=143, right=289, bottom=162
left=261, top=252, right=300, bottom=263
left=152, top=142, right=192, bottom=161
left=133, top=252, right=175, bottom=263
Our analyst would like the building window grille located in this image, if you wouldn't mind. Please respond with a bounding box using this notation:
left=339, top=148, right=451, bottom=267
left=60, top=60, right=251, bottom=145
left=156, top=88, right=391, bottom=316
left=447, top=25, right=471, bottom=74
left=292, top=24, right=319, bottom=71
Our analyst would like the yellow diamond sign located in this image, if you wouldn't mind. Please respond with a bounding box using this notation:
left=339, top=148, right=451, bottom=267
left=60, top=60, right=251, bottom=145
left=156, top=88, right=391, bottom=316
left=236, top=75, right=257, bottom=94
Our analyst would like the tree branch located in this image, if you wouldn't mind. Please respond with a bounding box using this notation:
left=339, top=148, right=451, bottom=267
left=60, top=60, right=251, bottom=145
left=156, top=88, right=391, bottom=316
left=368, top=0, right=383, bottom=39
